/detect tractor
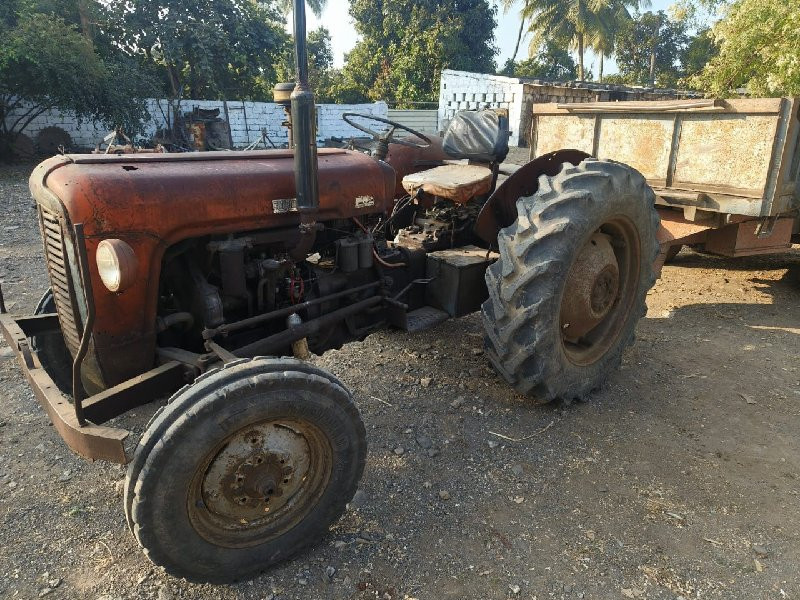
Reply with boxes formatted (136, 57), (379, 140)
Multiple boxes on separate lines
(0, 0), (658, 582)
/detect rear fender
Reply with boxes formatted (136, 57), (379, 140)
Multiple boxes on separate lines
(474, 149), (590, 244)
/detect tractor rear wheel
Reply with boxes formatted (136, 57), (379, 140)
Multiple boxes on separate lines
(125, 358), (366, 582)
(482, 158), (659, 402)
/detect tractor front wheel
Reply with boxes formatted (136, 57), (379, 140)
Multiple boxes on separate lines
(125, 358), (366, 582)
(482, 158), (659, 402)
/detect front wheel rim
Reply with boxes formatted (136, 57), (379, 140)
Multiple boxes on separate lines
(187, 418), (333, 548)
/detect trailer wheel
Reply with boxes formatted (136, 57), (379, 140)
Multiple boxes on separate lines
(125, 358), (366, 582)
(30, 290), (76, 395)
(482, 158), (659, 402)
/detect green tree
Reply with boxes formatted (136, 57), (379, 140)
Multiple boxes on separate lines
(276, 0), (327, 18)
(0, 0), (152, 159)
(614, 10), (689, 87)
(502, 40), (578, 80)
(682, 28), (718, 79)
(340, 0), (497, 106)
(591, 0), (641, 82)
(104, 0), (287, 101)
(276, 26), (339, 102)
(690, 0), (799, 97)
(521, 0), (644, 81)
(501, 0), (530, 66)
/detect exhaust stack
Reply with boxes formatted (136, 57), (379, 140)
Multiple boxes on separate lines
(290, 0), (319, 215)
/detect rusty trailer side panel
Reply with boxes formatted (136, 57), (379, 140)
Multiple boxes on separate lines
(530, 98), (800, 218)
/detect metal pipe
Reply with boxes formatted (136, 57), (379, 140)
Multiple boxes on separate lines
(291, 0), (319, 214)
(72, 224), (95, 426)
(234, 295), (383, 358)
(204, 280), (382, 339)
(156, 311), (194, 333)
(293, 0), (309, 86)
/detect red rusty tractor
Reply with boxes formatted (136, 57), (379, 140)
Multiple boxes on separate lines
(0, 1), (658, 582)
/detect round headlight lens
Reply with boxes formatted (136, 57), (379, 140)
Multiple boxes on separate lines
(96, 239), (137, 293)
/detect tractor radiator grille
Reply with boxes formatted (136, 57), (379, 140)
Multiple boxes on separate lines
(39, 206), (82, 354)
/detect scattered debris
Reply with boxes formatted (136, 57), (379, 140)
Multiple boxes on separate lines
(489, 420), (555, 442)
(739, 393), (757, 405)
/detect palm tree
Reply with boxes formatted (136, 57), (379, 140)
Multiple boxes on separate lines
(277, 0), (327, 18)
(502, 0), (531, 65)
(590, 0), (642, 82)
(521, 0), (646, 81)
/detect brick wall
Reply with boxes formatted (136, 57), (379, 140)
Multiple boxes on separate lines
(5, 98), (388, 150)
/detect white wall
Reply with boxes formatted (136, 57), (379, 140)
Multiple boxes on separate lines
(438, 70), (526, 146)
(5, 98), (388, 150)
(387, 109), (439, 134)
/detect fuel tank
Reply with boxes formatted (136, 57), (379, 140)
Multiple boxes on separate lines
(29, 149), (396, 390)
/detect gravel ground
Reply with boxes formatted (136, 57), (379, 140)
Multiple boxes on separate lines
(1, 158), (799, 600)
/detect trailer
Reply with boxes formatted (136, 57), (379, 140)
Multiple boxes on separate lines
(529, 98), (800, 267)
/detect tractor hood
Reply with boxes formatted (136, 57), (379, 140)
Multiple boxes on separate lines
(30, 148), (395, 238)
(28, 149), (395, 391)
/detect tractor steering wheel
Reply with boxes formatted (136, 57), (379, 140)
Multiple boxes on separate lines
(342, 112), (431, 160)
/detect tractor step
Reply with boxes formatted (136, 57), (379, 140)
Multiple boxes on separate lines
(404, 306), (449, 333)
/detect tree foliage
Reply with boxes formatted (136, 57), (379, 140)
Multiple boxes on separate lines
(104, 0), (288, 101)
(0, 0), (153, 159)
(500, 40), (578, 80)
(689, 0), (799, 97)
(682, 28), (718, 78)
(519, 0), (642, 81)
(276, 26), (340, 103)
(338, 0), (497, 106)
(613, 10), (690, 87)
(276, 0), (327, 18)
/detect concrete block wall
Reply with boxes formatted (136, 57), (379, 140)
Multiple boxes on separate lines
(439, 70), (527, 146)
(5, 98), (388, 150)
(439, 69), (702, 148)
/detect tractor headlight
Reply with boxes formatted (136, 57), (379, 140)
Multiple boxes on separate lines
(96, 239), (137, 293)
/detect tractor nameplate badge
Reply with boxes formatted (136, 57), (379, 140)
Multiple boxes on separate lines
(272, 198), (298, 213)
(355, 195), (375, 208)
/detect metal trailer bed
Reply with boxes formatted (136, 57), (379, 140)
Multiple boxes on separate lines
(529, 98), (800, 259)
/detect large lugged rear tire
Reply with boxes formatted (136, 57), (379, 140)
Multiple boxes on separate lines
(125, 358), (366, 582)
(482, 158), (659, 402)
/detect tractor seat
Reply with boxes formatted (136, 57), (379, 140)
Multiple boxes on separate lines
(400, 108), (509, 204)
(401, 164), (493, 204)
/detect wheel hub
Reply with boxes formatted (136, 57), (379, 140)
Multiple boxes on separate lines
(560, 233), (620, 341)
(221, 449), (295, 511)
(190, 420), (330, 546)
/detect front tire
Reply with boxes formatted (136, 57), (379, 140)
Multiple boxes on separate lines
(125, 358), (366, 582)
(482, 158), (659, 402)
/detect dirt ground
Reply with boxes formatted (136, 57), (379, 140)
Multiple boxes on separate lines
(0, 158), (799, 600)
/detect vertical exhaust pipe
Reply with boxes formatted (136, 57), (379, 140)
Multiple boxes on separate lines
(291, 0), (319, 216)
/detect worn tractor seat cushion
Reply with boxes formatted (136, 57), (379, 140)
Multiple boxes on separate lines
(401, 164), (493, 204)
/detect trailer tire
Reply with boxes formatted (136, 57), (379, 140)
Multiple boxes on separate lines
(482, 158), (659, 402)
(125, 358), (365, 582)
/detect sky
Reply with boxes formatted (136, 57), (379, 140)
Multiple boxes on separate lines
(301, 0), (680, 78)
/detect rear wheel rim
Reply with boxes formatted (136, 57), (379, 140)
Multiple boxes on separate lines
(187, 418), (332, 548)
(559, 216), (641, 367)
